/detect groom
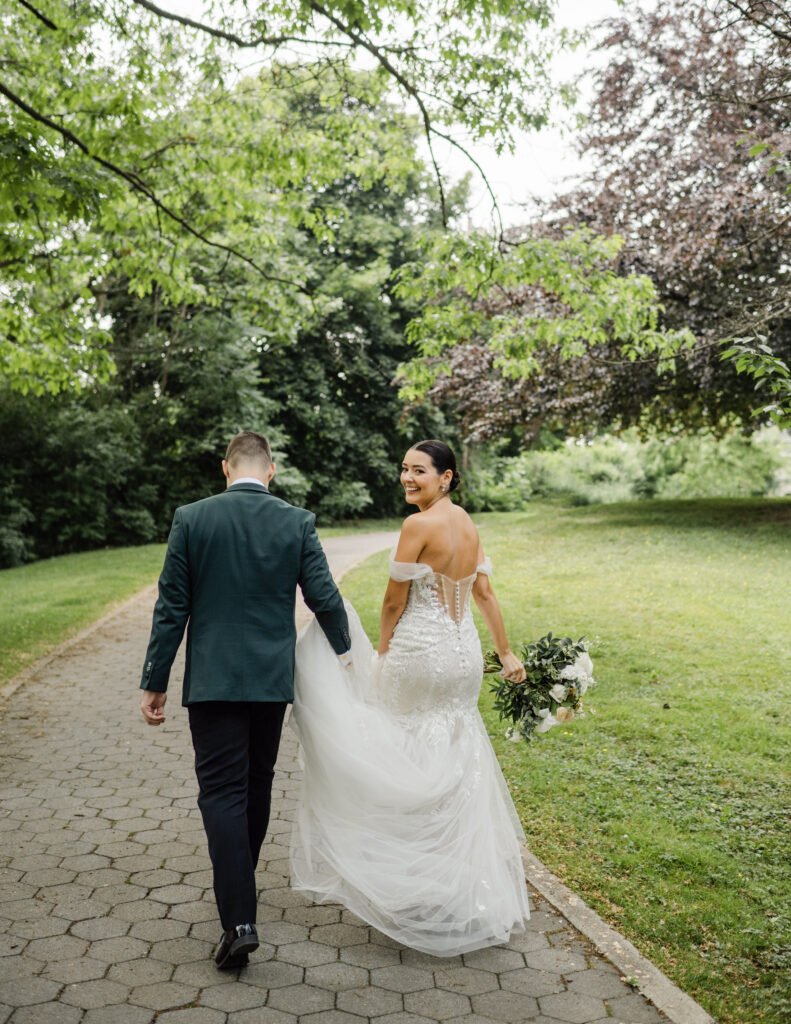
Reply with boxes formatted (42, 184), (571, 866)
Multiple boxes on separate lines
(139, 431), (351, 968)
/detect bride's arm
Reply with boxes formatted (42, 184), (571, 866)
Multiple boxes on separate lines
(472, 551), (526, 683)
(378, 516), (424, 655)
(378, 580), (410, 654)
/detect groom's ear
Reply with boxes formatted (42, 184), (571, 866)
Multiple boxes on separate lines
(221, 459), (231, 485)
(267, 462), (276, 484)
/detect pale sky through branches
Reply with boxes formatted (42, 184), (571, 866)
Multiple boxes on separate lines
(455, 0), (622, 228)
(162, 0), (622, 228)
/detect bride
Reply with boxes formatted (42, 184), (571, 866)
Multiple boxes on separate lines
(290, 439), (531, 956)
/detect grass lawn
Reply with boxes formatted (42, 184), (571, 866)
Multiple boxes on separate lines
(339, 498), (791, 1024)
(0, 545), (167, 687)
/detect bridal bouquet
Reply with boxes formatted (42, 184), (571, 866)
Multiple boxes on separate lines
(484, 633), (595, 743)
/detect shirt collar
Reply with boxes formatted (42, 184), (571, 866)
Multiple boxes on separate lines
(230, 477), (268, 489)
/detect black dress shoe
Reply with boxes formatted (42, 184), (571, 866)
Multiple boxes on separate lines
(215, 923), (259, 969)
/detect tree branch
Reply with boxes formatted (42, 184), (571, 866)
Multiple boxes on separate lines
(136, 135), (198, 169)
(17, 0), (58, 31)
(0, 79), (312, 295)
(720, 0), (791, 44)
(0, 249), (60, 270)
(132, 0), (503, 233)
(308, 1), (449, 227)
(128, 0), (351, 50)
(431, 127), (504, 238)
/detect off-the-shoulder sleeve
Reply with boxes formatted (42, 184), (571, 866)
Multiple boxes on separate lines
(476, 557), (493, 576)
(389, 559), (433, 582)
(388, 542), (432, 583)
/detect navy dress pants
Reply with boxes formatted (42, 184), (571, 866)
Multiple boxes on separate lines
(188, 701), (288, 930)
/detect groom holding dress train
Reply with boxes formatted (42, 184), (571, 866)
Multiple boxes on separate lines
(139, 431), (351, 969)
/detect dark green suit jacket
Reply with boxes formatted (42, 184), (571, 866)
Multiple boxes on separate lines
(140, 482), (350, 705)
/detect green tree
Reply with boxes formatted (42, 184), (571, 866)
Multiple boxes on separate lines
(0, 385), (156, 564)
(394, 228), (696, 401)
(262, 152), (462, 518)
(0, 71), (459, 564)
(0, 0), (563, 391)
(106, 289), (309, 526)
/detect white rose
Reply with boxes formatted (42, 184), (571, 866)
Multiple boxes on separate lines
(549, 683), (568, 702)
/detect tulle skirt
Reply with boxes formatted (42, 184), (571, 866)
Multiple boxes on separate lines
(289, 602), (530, 956)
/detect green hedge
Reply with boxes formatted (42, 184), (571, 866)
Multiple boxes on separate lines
(463, 428), (787, 511)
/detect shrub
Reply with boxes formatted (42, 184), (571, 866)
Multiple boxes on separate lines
(0, 487), (33, 568)
(461, 456), (534, 512)
(314, 481), (373, 522)
(462, 428), (787, 511)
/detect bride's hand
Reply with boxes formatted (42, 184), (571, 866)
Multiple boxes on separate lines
(499, 651), (526, 684)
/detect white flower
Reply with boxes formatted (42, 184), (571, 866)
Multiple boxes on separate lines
(505, 726), (522, 743)
(561, 651), (595, 695)
(535, 711), (558, 733)
(549, 682), (568, 702)
(577, 651), (594, 676)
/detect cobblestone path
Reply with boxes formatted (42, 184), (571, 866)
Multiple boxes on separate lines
(0, 533), (681, 1024)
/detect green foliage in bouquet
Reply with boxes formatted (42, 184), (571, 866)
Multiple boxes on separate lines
(485, 633), (595, 743)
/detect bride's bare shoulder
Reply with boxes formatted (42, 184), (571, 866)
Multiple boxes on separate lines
(400, 511), (428, 536)
(393, 510), (430, 561)
(451, 503), (475, 524)
(450, 503), (478, 532)
(422, 504), (479, 550)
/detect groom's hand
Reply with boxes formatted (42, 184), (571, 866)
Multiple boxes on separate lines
(140, 690), (167, 726)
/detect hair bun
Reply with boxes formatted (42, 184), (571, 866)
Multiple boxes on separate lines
(449, 470), (461, 493)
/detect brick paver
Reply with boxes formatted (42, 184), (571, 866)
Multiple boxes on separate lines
(0, 533), (673, 1023)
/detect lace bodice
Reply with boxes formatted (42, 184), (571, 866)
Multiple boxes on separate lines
(372, 550), (493, 719)
(389, 550), (492, 625)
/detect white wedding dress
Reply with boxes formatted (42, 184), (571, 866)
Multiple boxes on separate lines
(289, 552), (530, 956)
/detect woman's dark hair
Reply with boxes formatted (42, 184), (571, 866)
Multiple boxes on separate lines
(411, 439), (461, 492)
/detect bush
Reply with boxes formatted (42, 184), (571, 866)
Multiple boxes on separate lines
(642, 431), (784, 499)
(0, 486), (33, 567)
(314, 481), (373, 522)
(463, 428), (787, 511)
(461, 456), (534, 512)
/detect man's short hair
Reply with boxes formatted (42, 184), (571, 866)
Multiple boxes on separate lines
(225, 431), (272, 468)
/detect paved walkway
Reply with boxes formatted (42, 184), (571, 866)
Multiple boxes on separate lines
(0, 533), (705, 1024)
